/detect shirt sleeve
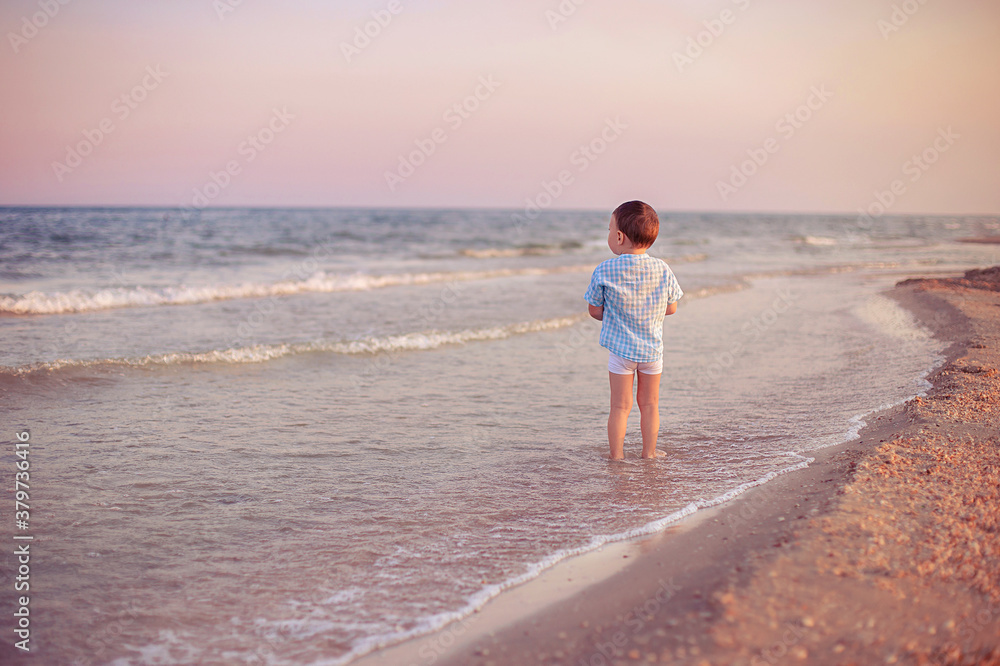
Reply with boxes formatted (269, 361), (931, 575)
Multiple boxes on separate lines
(584, 267), (604, 307)
(664, 265), (683, 303)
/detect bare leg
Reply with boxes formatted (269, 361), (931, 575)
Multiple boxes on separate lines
(636, 371), (662, 459)
(608, 371), (633, 460)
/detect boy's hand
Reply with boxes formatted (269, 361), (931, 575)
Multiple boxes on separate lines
(588, 304), (604, 321)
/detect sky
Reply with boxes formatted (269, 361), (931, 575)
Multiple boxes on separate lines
(1, 0), (998, 214)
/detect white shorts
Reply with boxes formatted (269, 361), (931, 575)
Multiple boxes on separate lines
(608, 351), (662, 376)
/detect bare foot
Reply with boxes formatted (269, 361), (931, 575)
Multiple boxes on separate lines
(641, 449), (668, 459)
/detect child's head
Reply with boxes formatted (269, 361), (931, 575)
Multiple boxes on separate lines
(611, 201), (659, 250)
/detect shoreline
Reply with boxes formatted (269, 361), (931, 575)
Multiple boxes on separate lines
(351, 456), (819, 666)
(355, 267), (1000, 666)
(357, 422), (906, 666)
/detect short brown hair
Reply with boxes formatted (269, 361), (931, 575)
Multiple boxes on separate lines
(613, 201), (659, 248)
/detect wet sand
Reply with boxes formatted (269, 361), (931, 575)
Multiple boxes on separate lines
(364, 267), (1000, 666)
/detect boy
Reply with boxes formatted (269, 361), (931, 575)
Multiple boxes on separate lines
(584, 201), (683, 460)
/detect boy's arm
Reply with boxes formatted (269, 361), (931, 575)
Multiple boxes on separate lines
(662, 263), (682, 317)
(584, 268), (605, 320)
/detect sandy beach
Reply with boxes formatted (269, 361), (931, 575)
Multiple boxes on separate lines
(362, 267), (1000, 666)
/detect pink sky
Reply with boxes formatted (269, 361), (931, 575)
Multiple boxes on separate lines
(1, 0), (998, 214)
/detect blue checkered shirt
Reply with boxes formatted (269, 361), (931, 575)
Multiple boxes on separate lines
(584, 253), (683, 363)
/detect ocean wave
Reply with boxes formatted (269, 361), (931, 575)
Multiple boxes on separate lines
(673, 252), (710, 263)
(737, 262), (905, 281)
(1, 254), (712, 316)
(2, 315), (586, 375)
(792, 235), (838, 246)
(683, 281), (751, 300)
(459, 242), (582, 258)
(456, 248), (710, 264)
(852, 294), (933, 341)
(0, 266), (595, 316)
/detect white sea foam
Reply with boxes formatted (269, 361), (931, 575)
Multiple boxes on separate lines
(852, 294), (932, 341)
(459, 244), (581, 258)
(0, 266), (595, 315)
(4, 315), (586, 375)
(795, 235), (838, 246)
(683, 281), (751, 300)
(324, 456), (817, 666)
(801, 354), (943, 454)
(0, 254), (713, 316)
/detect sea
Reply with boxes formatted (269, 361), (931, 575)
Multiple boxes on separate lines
(1, 207), (998, 665)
